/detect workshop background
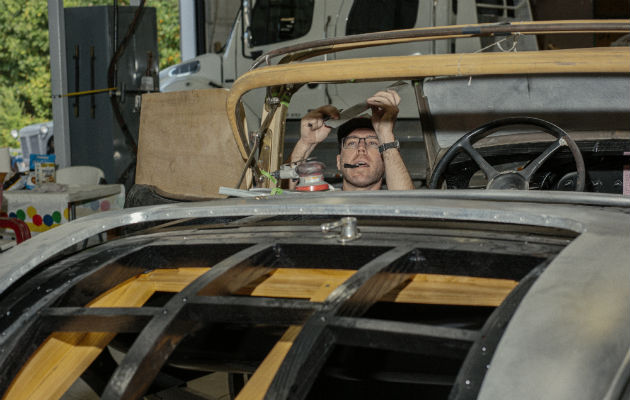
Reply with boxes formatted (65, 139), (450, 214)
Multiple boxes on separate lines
(1, 0), (628, 150)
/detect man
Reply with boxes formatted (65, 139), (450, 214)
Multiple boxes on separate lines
(289, 90), (414, 191)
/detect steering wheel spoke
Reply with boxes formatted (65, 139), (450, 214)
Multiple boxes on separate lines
(518, 138), (565, 181)
(461, 141), (500, 181)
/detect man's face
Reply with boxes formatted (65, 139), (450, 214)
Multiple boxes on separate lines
(336, 128), (384, 190)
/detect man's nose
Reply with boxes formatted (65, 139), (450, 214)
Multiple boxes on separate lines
(356, 138), (368, 152)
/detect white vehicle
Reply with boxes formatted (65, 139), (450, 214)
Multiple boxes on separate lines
(160, 0), (537, 124)
(16, 121), (54, 164)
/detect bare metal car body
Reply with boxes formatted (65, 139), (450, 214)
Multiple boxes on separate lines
(0, 20), (629, 400)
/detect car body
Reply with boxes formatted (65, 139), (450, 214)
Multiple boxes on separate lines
(0, 20), (629, 400)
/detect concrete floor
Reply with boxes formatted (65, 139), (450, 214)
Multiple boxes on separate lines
(61, 372), (231, 400)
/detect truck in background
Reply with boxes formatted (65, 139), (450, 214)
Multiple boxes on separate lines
(160, 0), (536, 123)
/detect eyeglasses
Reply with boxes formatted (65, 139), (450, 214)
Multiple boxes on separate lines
(342, 135), (380, 150)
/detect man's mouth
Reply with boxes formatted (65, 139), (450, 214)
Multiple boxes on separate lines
(344, 161), (369, 168)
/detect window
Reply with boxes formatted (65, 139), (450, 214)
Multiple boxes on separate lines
(346, 0), (419, 35)
(250, 0), (315, 46)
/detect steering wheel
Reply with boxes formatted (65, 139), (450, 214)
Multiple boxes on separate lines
(429, 117), (585, 191)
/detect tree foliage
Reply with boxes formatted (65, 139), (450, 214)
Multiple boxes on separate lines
(154, 1), (181, 69)
(0, 88), (30, 148)
(0, 0), (180, 148)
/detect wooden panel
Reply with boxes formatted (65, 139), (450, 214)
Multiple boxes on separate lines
(136, 89), (246, 199)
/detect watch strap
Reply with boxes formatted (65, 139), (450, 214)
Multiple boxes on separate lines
(379, 140), (400, 153)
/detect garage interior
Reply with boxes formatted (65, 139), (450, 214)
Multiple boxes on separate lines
(0, 1), (628, 399)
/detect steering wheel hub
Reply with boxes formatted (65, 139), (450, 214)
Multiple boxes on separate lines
(487, 171), (529, 190)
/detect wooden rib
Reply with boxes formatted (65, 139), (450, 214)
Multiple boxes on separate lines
(227, 46), (630, 158)
(4, 278), (156, 400)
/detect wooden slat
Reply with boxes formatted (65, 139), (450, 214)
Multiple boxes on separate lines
(387, 273), (517, 306)
(136, 267), (207, 291)
(235, 325), (303, 400)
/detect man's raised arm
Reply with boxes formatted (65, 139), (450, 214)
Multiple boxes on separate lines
(368, 90), (414, 190)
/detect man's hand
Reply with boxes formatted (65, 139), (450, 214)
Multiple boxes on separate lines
(299, 105), (340, 145)
(289, 105), (340, 170)
(367, 90), (400, 142)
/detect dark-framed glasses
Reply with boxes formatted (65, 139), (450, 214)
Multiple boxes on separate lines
(342, 135), (380, 150)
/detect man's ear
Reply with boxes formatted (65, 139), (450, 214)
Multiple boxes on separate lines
(336, 154), (342, 171)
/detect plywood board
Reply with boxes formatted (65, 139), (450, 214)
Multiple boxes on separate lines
(136, 89), (246, 199)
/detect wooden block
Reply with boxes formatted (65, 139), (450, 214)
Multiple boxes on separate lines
(136, 89), (246, 199)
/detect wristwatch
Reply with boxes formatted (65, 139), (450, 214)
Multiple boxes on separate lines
(379, 140), (400, 153)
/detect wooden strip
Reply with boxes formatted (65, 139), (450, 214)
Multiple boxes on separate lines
(241, 268), (350, 300)
(4, 278), (156, 400)
(137, 267), (207, 292)
(235, 325), (303, 400)
(387, 273), (517, 306)
(227, 47), (629, 158)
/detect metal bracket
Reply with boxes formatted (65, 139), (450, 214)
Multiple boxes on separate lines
(321, 217), (361, 243)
